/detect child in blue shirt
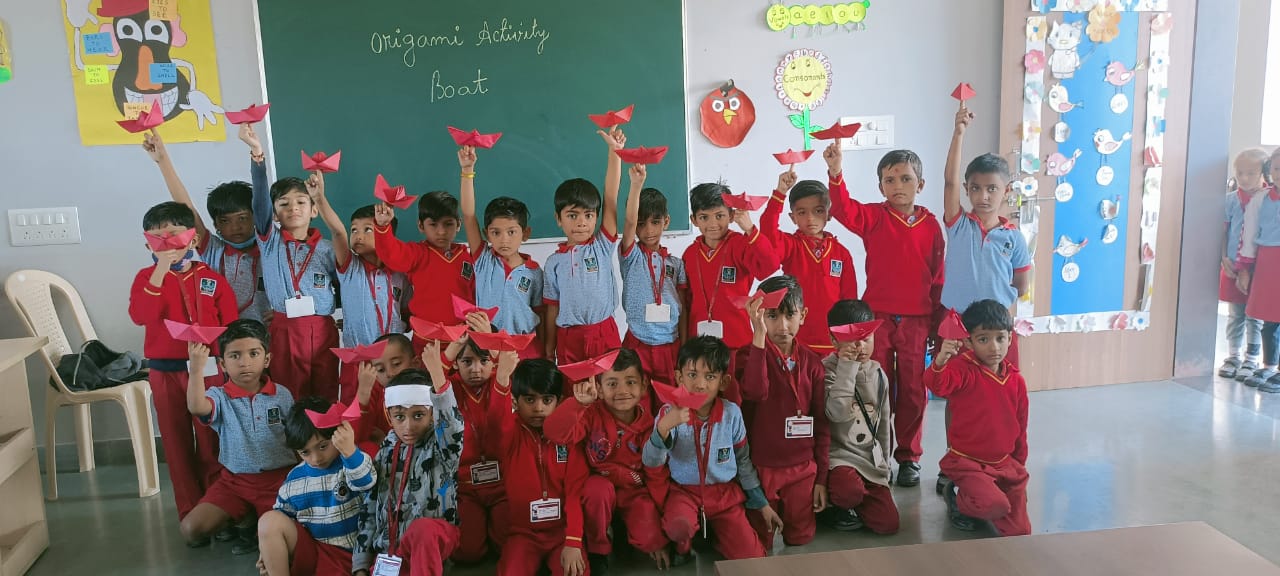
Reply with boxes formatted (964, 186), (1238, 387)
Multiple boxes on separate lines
(257, 397), (377, 576)
(619, 163), (687, 382)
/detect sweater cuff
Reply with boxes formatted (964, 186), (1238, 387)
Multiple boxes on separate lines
(815, 466), (829, 486)
(745, 227), (761, 244)
(770, 189), (787, 203)
(828, 172), (844, 186)
(564, 536), (584, 550)
(143, 285), (163, 296)
(744, 486), (768, 509)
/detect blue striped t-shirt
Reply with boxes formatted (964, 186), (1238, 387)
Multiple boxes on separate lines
(275, 450), (377, 549)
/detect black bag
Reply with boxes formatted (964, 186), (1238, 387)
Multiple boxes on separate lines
(52, 340), (145, 391)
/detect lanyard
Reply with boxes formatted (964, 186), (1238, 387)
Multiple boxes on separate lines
(386, 442), (415, 555)
(284, 234), (318, 298)
(692, 416), (712, 535)
(695, 244), (724, 321)
(175, 270), (202, 325)
(531, 428), (551, 499)
(644, 247), (668, 306)
(854, 389), (877, 439)
(768, 341), (805, 416)
(225, 248), (260, 314)
(365, 263), (394, 335)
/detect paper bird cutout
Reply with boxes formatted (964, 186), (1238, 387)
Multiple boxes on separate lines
(117, 100), (165, 133)
(330, 341), (389, 364)
(451, 294), (498, 323)
(651, 380), (710, 410)
(614, 146), (669, 165)
(772, 149), (815, 166)
(301, 150), (342, 173)
(225, 103), (270, 125)
(809, 121), (861, 141)
(467, 330), (536, 352)
(304, 401), (363, 429)
(144, 228), (197, 252)
(559, 349), (623, 383)
(951, 82), (977, 102)
(731, 288), (788, 310)
(721, 192), (770, 211)
(447, 126), (503, 149)
(373, 174), (417, 209)
(938, 309), (970, 340)
(830, 319), (884, 342)
(409, 318), (469, 342)
(163, 319), (227, 346)
(588, 104), (635, 129)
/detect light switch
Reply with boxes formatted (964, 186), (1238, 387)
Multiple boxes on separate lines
(8, 207), (82, 247)
(839, 115), (895, 151)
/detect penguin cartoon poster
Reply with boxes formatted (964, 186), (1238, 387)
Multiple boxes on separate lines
(62, 0), (225, 146)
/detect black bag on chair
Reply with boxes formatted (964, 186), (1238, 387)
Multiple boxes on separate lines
(52, 340), (146, 391)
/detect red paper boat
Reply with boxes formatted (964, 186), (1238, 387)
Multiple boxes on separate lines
(614, 146), (669, 165)
(447, 126), (503, 149)
(301, 150), (342, 173)
(830, 319), (884, 343)
(409, 318), (469, 342)
(144, 228), (197, 252)
(117, 100), (165, 133)
(951, 82), (977, 102)
(938, 309), (970, 340)
(467, 330), (535, 352)
(164, 319), (226, 346)
(330, 341), (389, 364)
(730, 288), (788, 310)
(559, 349), (623, 382)
(225, 103), (270, 125)
(721, 192), (769, 211)
(305, 401), (363, 428)
(809, 121), (862, 141)
(651, 380), (710, 410)
(588, 104), (635, 129)
(451, 294), (498, 323)
(374, 174), (417, 209)
(772, 149), (815, 165)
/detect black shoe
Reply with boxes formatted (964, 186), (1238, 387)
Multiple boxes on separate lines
(672, 550), (695, 567)
(943, 480), (978, 531)
(213, 525), (237, 543)
(588, 553), (610, 576)
(185, 537), (211, 549)
(230, 522), (258, 556)
(896, 461), (921, 487)
(935, 472), (950, 496)
(832, 508), (864, 532)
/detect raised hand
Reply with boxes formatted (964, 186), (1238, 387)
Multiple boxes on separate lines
(776, 169), (798, 194)
(573, 378), (599, 406)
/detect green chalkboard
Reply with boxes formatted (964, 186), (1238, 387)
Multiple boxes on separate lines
(256, 0), (690, 242)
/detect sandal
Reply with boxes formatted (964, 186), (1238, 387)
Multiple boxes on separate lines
(1236, 359), (1260, 382)
(1260, 373), (1280, 394)
(1218, 357), (1241, 378)
(1244, 367), (1277, 388)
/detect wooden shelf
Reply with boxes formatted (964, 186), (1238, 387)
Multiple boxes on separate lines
(0, 429), (34, 486)
(0, 337), (49, 575)
(0, 519), (48, 576)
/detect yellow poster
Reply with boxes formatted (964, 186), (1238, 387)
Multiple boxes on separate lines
(62, 0), (225, 146)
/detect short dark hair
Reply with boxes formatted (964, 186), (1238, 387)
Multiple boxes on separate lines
(484, 196), (530, 229)
(269, 177), (309, 204)
(876, 149), (924, 181)
(789, 180), (830, 210)
(387, 368), (432, 388)
(608, 348), (643, 374)
(142, 201), (196, 231)
(689, 182), (729, 214)
(352, 204), (397, 233)
(374, 332), (413, 356)
(456, 336), (491, 365)
(638, 188), (670, 222)
(285, 396), (336, 451)
(418, 191), (460, 224)
(961, 299), (1014, 334)
(827, 299), (874, 327)
(207, 182), (253, 219)
(554, 178), (601, 214)
(511, 359), (564, 398)
(217, 319), (270, 356)
(758, 275), (803, 315)
(677, 336), (730, 375)
(964, 153), (1011, 183)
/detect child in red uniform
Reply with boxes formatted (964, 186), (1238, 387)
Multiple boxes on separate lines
(926, 300), (1030, 536)
(128, 202), (238, 528)
(681, 184), (781, 351)
(545, 348), (669, 574)
(499, 359), (589, 576)
(824, 142), (945, 488)
(352, 333), (419, 457)
(736, 276), (830, 551)
(760, 170), (858, 355)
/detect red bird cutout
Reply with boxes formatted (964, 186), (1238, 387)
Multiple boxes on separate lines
(225, 103), (270, 125)
(560, 349), (623, 382)
(650, 380), (710, 411)
(951, 82), (977, 102)
(301, 150), (342, 173)
(830, 319), (884, 342)
(721, 192), (770, 211)
(305, 401), (363, 429)
(374, 174), (417, 209)
(330, 341), (389, 364)
(451, 294), (498, 323)
(467, 330), (535, 352)
(809, 121), (862, 141)
(614, 146), (669, 165)
(117, 100), (165, 133)
(163, 319), (227, 346)
(772, 149), (815, 166)
(447, 126), (503, 149)
(409, 318), (469, 342)
(938, 309), (970, 340)
(588, 104), (635, 129)
(144, 228), (197, 252)
(731, 288), (788, 310)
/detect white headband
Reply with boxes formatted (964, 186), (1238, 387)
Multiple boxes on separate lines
(384, 385), (434, 408)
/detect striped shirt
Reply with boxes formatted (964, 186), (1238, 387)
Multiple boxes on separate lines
(274, 450), (377, 549)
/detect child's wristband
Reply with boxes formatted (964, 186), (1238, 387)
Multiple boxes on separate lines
(461, 171), (476, 179)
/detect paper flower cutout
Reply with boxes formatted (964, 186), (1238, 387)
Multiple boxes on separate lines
(1015, 177), (1039, 197)
(1151, 13), (1173, 35)
(1141, 242), (1155, 264)
(1020, 121), (1042, 141)
(1110, 312), (1129, 331)
(1026, 17), (1047, 42)
(1133, 314), (1150, 331)
(1024, 50), (1046, 74)
(1014, 318), (1035, 337)
(1087, 4), (1121, 43)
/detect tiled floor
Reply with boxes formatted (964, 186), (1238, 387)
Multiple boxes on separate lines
(26, 376), (1280, 575)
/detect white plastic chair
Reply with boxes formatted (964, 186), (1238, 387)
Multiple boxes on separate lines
(4, 270), (160, 500)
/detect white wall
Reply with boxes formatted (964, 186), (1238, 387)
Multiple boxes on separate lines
(0, 0), (1000, 446)
(1231, 0), (1272, 158)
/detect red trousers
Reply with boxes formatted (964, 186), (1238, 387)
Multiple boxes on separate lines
(748, 461), (817, 549)
(269, 312), (340, 401)
(200, 468), (289, 519)
(149, 370), (222, 519)
(623, 332), (679, 383)
(872, 313), (929, 463)
(453, 481), (509, 563)
(556, 317), (622, 365)
(290, 519), (352, 576)
(397, 518), (461, 576)
(939, 450), (1031, 536)
(582, 475), (666, 555)
(498, 529), (588, 576)
(662, 483), (764, 560)
(826, 466), (900, 534)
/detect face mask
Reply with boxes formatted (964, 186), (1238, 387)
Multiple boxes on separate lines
(227, 236), (256, 250)
(152, 249), (196, 271)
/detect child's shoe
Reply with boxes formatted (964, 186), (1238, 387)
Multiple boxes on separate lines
(230, 522), (258, 555)
(213, 524), (237, 543)
(943, 480), (978, 531)
(1236, 360), (1261, 382)
(1244, 367), (1277, 388)
(1218, 357), (1241, 378)
(588, 553), (610, 576)
(672, 550), (696, 567)
(935, 472), (950, 496)
(895, 461), (921, 487)
(1259, 373), (1280, 394)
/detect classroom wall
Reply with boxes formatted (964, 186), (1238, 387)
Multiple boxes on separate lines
(0, 0), (1001, 447)
(1230, 0), (1272, 158)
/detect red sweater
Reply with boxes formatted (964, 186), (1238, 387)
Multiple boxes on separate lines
(827, 173), (945, 318)
(455, 374), (512, 483)
(373, 225), (475, 326)
(353, 383), (391, 446)
(734, 342), (830, 484)
(760, 190), (859, 352)
(924, 351), (1028, 464)
(681, 229), (780, 348)
(128, 263), (239, 361)
(544, 398), (663, 490)
(502, 418), (589, 549)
